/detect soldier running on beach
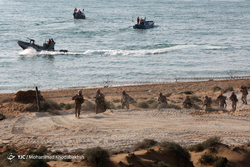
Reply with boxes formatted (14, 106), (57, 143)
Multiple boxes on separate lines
(240, 86), (248, 104)
(230, 91), (238, 111)
(183, 96), (193, 109)
(157, 92), (168, 109)
(72, 90), (84, 118)
(202, 95), (212, 109)
(217, 94), (227, 109)
(121, 91), (130, 109)
(94, 89), (106, 114)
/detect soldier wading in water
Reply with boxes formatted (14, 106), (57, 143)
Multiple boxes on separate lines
(72, 90), (84, 118)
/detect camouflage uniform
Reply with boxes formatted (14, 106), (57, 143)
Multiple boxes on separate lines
(157, 93), (167, 109)
(203, 96), (212, 109)
(72, 90), (84, 118)
(95, 90), (106, 114)
(217, 94), (227, 109)
(183, 96), (193, 109)
(240, 86), (248, 104)
(121, 91), (130, 109)
(230, 92), (238, 111)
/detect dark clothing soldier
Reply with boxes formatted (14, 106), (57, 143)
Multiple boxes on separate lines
(121, 91), (130, 109)
(95, 89), (106, 114)
(158, 93), (167, 103)
(72, 90), (84, 118)
(203, 95), (212, 109)
(157, 93), (168, 109)
(240, 86), (248, 104)
(183, 96), (193, 109)
(230, 92), (238, 111)
(217, 94), (227, 109)
(137, 16), (139, 24)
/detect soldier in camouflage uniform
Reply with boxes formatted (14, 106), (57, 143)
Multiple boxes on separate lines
(240, 86), (248, 104)
(157, 93), (167, 109)
(72, 90), (84, 118)
(183, 96), (193, 109)
(121, 91), (130, 109)
(230, 91), (238, 111)
(217, 94), (227, 109)
(95, 89), (106, 114)
(202, 95), (212, 109)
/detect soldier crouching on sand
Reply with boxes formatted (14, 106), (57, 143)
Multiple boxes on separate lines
(94, 89), (106, 114)
(183, 96), (193, 109)
(202, 95), (212, 109)
(157, 92), (167, 109)
(217, 94), (227, 109)
(230, 91), (238, 111)
(240, 86), (248, 104)
(72, 90), (84, 118)
(121, 91), (130, 109)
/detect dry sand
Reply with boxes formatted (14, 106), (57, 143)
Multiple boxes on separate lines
(1, 79), (250, 166)
(1, 107), (250, 153)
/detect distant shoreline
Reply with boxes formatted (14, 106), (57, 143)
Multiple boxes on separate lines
(1, 76), (250, 95)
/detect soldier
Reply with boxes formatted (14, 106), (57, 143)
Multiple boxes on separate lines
(72, 90), (84, 118)
(240, 86), (248, 104)
(157, 92), (167, 109)
(183, 96), (193, 109)
(230, 92), (238, 111)
(217, 94), (227, 109)
(202, 95), (212, 109)
(121, 91), (130, 109)
(94, 89), (106, 114)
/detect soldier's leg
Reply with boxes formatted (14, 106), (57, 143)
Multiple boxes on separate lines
(219, 103), (223, 109)
(101, 102), (107, 112)
(126, 102), (129, 109)
(95, 103), (98, 114)
(232, 102), (236, 111)
(121, 103), (125, 109)
(241, 95), (245, 104)
(75, 104), (77, 117)
(78, 105), (81, 118)
(243, 95), (247, 104)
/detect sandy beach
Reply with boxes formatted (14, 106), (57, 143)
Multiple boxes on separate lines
(1, 79), (250, 166)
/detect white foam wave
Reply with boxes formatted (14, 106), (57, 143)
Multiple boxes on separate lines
(83, 44), (225, 56)
(18, 47), (38, 57)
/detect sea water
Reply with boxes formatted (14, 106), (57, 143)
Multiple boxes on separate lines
(0, 0), (250, 93)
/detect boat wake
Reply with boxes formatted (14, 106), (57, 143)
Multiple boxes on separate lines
(18, 44), (225, 57)
(83, 44), (225, 56)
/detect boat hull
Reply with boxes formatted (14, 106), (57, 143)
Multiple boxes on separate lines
(73, 13), (85, 19)
(133, 21), (154, 29)
(17, 40), (68, 53)
(17, 41), (43, 51)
